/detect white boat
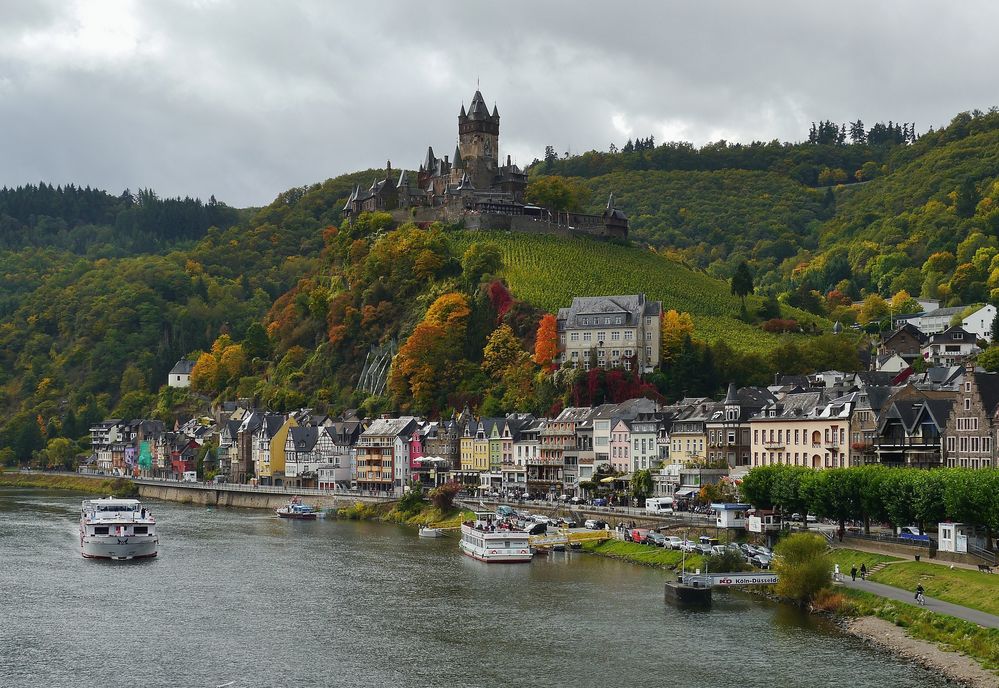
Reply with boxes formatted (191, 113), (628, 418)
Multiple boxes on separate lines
(276, 496), (319, 520)
(459, 511), (533, 563)
(80, 497), (158, 560)
(419, 526), (443, 538)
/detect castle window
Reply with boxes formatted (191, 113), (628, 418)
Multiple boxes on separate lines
(611, 331), (621, 341)
(581, 317), (588, 325)
(583, 332), (591, 341)
(570, 332), (579, 342)
(625, 331), (633, 339)
(605, 318), (611, 325)
(615, 317), (622, 324)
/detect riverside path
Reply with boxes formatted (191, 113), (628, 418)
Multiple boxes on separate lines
(837, 576), (999, 629)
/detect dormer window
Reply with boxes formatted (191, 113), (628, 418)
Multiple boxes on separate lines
(954, 332), (963, 340)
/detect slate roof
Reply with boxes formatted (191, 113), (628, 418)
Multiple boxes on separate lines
(974, 372), (999, 416)
(169, 359), (196, 375)
(288, 426), (320, 452)
(557, 294), (661, 328)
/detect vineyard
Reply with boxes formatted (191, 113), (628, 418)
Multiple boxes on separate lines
(450, 231), (825, 354)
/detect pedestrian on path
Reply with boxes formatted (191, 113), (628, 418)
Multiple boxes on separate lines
(860, 563), (867, 580)
(834, 563), (841, 582)
(851, 565), (858, 581)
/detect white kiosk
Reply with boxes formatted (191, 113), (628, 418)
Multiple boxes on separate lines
(712, 503), (751, 529)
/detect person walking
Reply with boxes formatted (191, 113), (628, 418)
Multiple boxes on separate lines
(834, 563), (841, 582)
(860, 563), (867, 580)
(850, 565), (858, 581)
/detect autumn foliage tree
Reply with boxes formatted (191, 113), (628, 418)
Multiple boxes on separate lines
(390, 293), (472, 412)
(483, 324), (525, 379)
(660, 309), (695, 363)
(533, 314), (558, 370)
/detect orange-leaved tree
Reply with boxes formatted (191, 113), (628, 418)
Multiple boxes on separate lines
(533, 313), (558, 370)
(390, 293), (471, 412)
(660, 309), (695, 364)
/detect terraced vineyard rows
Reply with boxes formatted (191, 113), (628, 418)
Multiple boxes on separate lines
(451, 231), (820, 354)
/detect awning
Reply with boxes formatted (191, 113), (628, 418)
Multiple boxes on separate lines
(600, 476), (617, 483)
(674, 488), (698, 497)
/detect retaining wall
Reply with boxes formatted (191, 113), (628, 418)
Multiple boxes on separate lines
(136, 482), (395, 511)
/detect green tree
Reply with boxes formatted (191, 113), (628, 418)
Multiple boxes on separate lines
(630, 469), (654, 504)
(955, 178), (979, 218)
(525, 176), (589, 213)
(482, 324), (525, 379)
(978, 347), (999, 372)
(461, 242), (502, 287)
(773, 532), (832, 605)
(809, 469), (861, 539)
(731, 261), (754, 308)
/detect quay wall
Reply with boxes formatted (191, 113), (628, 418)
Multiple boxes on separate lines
(136, 481), (396, 511)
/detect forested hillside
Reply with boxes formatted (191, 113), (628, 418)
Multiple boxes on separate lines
(535, 108), (999, 324)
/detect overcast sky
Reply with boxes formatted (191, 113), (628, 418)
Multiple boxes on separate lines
(1, 1), (996, 208)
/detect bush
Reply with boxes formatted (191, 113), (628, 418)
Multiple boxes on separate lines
(761, 318), (800, 333)
(428, 481), (461, 511)
(774, 532), (832, 605)
(703, 548), (749, 573)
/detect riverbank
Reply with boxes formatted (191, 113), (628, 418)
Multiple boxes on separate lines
(843, 615), (998, 688)
(582, 539), (704, 572)
(0, 471), (136, 497)
(333, 499), (472, 529)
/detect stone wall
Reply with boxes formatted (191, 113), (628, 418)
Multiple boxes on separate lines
(137, 481), (393, 511)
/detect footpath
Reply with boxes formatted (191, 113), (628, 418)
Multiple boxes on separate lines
(836, 575), (999, 629)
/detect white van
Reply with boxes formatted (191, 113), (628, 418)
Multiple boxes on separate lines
(181, 471), (198, 483)
(645, 497), (674, 515)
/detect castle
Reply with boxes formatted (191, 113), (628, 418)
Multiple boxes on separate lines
(342, 89), (628, 240)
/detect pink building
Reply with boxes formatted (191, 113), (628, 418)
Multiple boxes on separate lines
(408, 429), (425, 470)
(610, 419), (631, 474)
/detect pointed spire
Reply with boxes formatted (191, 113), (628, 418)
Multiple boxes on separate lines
(460, 103), (466, 118)
(397, 169), (408, 187)
(606, 192), (615, 209)
(453, 144), (463, 168)
(423, 145), (436, 171)
(492, 103), (499, 119)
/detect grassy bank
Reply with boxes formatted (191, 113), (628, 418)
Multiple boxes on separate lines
(333, 499), (472, 529)
(582, 539), (704, 571)
(834, 589), (999, 673)
(868, 562), (999, 617)
(0, 471), (137, 497)
(826, 549), (900, 571)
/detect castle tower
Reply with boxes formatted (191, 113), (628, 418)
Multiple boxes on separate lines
(458, 90), (500, 190)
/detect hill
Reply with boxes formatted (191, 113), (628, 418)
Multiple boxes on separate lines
(449, 230), (825, 353)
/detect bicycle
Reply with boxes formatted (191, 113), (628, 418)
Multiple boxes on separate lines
(915, 592), (926, 606)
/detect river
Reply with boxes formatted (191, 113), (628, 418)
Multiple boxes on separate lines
(0, 489), (948, 688)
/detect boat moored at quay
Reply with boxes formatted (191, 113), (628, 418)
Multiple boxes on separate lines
(80, 497), (158, 560)
(459, 511), (533, 563)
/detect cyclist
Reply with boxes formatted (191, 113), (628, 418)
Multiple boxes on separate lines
(915, 584), (926, 605)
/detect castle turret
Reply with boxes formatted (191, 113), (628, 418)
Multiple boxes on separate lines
(458, 89), (500, 190)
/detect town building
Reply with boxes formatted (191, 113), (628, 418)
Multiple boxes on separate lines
(556, 294), (662, 373)
(749, 392), (852, 469)
(355, 417), (419, 495)
(922, 326), (981, 366)
(943, 363), (999, 469)
(874, 387), (954, 468)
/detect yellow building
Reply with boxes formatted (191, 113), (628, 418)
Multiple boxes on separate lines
(749, 393), (851, 469)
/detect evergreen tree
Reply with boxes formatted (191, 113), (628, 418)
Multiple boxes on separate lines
(955, 178), (979, 218)
(731, 261), (754, 307)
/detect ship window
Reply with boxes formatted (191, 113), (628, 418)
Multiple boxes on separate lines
(134, 526), (148, 535)
(94, 526), (109, 535)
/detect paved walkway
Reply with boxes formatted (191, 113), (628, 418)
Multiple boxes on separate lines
(830, 540), (986, 572)
(836, 576), (999, 629)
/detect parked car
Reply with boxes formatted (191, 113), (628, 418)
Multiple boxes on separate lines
(592, 498), (608, 507)
(560, 517), (579, 528)
(584, 519), (607, 530)
(525, 522), (547, 535)
(752, 554), (772, 569)
(696, 543), (714, 555)
(711, 545), (729, 556)
(680, 540), (698, 553)
(664, 536), (684, 550)
(629, 528), (651, 544)
(646, 532), (668, 547)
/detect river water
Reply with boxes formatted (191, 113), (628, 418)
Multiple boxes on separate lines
(0, 489), (947, 688)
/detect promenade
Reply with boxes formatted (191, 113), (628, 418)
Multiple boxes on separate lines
(837, 574), (999, 629)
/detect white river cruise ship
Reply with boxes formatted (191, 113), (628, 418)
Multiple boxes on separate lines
(459, 511), (533, 563)
(80, 497), (158, 560)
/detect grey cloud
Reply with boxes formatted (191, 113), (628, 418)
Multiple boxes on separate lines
(0, 0), (996, 207)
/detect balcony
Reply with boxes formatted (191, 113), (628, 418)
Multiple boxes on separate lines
(762, 441), (784, 450)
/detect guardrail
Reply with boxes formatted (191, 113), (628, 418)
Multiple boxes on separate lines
(968, 543), (998, 566)
(843, 531), (931, 548)
(132, 478), (396, 501)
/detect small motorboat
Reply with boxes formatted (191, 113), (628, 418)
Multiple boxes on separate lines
(276, 496), (318, 520)
(419, 526), (443, 538)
